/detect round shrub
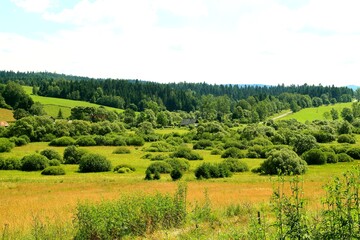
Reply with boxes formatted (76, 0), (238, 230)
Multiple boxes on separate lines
(210, 148), (222, 155)
(221, 147), (245, 159)
(0, 157), (22, 170)
(259, 149), (307, 175)
(75, 136), (97, 146)
(117, 167), (132, 174)
(346, 147), (360, 159)
(40, 149), (62, 162)
(194, 162), (232, 179)
(170, 168), (183, 181)
(302, 149), (327, 165)
(325, 152), (338, 164)
(222, 158), (249, 172)
(49, 137), (75, 146)
(146, 161), (172, 174)
(112, 147), (131, 154)
(337, 134), (356, 144)
(19, 135), (30, 143)
(79, 153), (112, 173)
(170, 146), (203, 160)
(40, 133), (56, 142)
(114, 164), (136, 172)
(165, 158), (190, 172)
(337, 153), (354, 162)
(0, 138), (15, 152)
(49, 160), (61, 166)
(312, 131), (336, 143)
(125, 136), (145, 146)
(21, 154), (49, 171)
(193, 140), (213, 150)
(41, 166), (66, 175)
(63, 145), (87, 164)
(9, 137), (27, 146)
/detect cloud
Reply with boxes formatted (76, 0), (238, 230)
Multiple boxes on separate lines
(2, 0), (360, 86)
(11, 0), (54, 13)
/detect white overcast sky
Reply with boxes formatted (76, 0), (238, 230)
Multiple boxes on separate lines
(1, 0), (360, 86)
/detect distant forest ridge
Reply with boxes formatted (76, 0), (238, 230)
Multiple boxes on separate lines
(0, 71), (354, 113)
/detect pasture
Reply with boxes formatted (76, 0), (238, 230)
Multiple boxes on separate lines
(1, 138), (359, 238)
(0, 108), (14, 122)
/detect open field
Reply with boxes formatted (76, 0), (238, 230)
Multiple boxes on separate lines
(1, 140), (359, 237)
(280, 102), (352, 122)
(0, 108), (15, 122)
(22, 86), (124, 118)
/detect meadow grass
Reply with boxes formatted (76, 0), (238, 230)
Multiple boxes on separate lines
(281, 102), (352, 122)
(0, 108), (15, 122)
(22, 86), (124, 118)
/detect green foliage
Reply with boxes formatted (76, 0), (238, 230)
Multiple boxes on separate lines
(170, 146), (203, 160)
(21, 154), (49, 171)
(325, 152), (338, 164)
(146, 161), (172, 174)
(125, 136), (145, 146)
(0, 157), (22, 170)
(222, 158), (249, 172)
(74, 184), (187, 239)
(79, 153), (112, 173)
(49, 137), (75, 146)
(146, 141), (175, 152)
(165, 158), (190, 172)
(63, 145), (87, 164)
(194, 162), (232, 179)
(337, 153), (354, 162)
(113, 164), (136, 172)
(48, 159), (61, 166)
(346, 147), (360, 159)
(292, 134), (318, 155)
(302, 149), (327, 165)
(41, 166), (66, 175)
(337, 134), (356, 144)
(40, 149), (62, 162)
(312, 131), (336, 143)
(0, 138), (15, 152)
(9, 136), (28, 146)
(170, 168), (183, 181)
(193, 140), (213, 150)
(75, 136), (97, 146)
(210, 148), (222, 155)
(258, 149), (307, 175)
(221, 147), (245, 159)
(112, 146), (131, 154)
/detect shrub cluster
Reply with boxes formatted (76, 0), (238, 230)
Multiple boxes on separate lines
(63, 145), (87, 164)
(346, 147), (360, 159)
(221, 147), (245, 159)
(41, 166), (66, 175)
(337, 134), (356, 144)
(146, 141), (175, 152)
(49, 136), (75, 146)
(21, 154), (49, 171)
(0, 138), (15, 152)
(40, 149), (63, 162)
(222, 158), (249, 172)
(79, 153), (112, 173)
(194, 162), (232, 179)
(0, 157), (22, 170)
(193, 140), (213, 150)
(170, 146), (203, 160)
(302, 149), (327, 165)
(114, 164), (136, 173)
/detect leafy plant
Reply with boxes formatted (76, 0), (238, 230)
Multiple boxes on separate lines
(21, 154), (49, 171)
(79, 153), (112, 173)
(41, 166), (66, 175)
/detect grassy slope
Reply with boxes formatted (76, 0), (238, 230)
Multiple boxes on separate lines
(23, 86), (124, 118)
(280, 102), (352, 122)
(0, 108), (15, 122)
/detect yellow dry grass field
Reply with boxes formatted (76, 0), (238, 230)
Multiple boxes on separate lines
(0, 108), (15, 122)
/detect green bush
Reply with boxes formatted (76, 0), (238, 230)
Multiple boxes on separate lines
(312, 131), (336, 143)
(49, 159), (61, 166)
(117, 167), (132, 173)
(165, 136), (184, 146)
(112, 146), (131, 154)
(346, 147), (360, 159)
(165, 158), (190, 172)
(41, 166), (66, 175)
(114, 164), (136, 172)
(302, 149), (327, 165)
(63, 145), (87, 164)
(125, 136), (145, 146)
(223, 140), (246, 150)
(21, 154), (49, 171)
(0, 138), (15, 152)
(40, 149), (62, 162)
(74, 185), (187, 239)
(40, 133), (56, 142)
(170, 146), (203, 160)
(150, 154), (167, 161)
(337, 153), (354, 162)
(146, 141), (175, 152)
(49, 136), (75, 146)
(325, 152), (338, 164)
(337, 134), (356, 144)
(258, 149), (307, 175)
(222, 158), (249, 172)
(221, 147), (245, 159)
(146, 161), (172, 174)
(193, 140), (213, 150)
(75, 136), (97, 146)
(194, 162), (232, 179)
(210, 148), (222, 155)
(0, 157), (22, 170)
(79, 153), (112, 173)
(9, 136), (27, 146)
(170, 168), (183, 181)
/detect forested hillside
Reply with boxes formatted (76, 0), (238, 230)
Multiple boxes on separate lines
(0, 71), (354, 124)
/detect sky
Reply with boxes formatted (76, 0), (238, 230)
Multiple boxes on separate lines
(1, 0), (360, 86)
